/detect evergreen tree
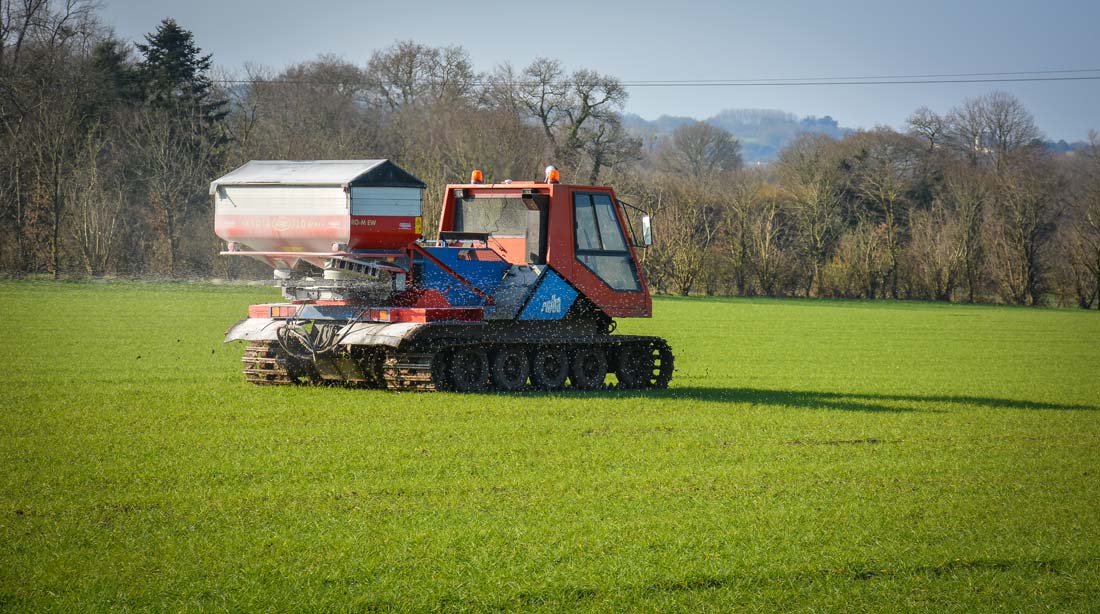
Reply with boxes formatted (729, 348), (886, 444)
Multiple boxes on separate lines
(136, 18), (228, 144)
(90, 37), (142, 109)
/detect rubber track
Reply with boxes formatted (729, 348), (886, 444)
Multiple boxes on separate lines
(242, 341), (296, 385)
(243, 337), (674, 392)
(381, 352), (437, 392)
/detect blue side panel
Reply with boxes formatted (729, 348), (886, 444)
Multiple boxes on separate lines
(420, 247), (510, 306)
(518, 269), (579, 321)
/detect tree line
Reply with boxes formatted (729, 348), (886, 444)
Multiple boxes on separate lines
(633, 97), (1100, 308)
(2, 1), (1098, 308)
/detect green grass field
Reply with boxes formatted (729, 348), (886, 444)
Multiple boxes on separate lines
(1, 281), (1098, 612)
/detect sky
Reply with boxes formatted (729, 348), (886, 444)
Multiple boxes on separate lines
(98, 0), (1100, 141)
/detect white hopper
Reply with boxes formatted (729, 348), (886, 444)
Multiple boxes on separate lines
(212, 160), (425, 260)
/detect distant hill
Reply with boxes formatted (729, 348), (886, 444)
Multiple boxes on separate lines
(623, 109), (854, 163)
(1045, 139), (1092, 154)
(622, 110), (1090, 162)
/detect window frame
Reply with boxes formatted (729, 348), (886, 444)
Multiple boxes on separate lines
(572, 191), (643, 293)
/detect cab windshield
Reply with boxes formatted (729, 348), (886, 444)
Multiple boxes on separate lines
(453, 197), (527, 237)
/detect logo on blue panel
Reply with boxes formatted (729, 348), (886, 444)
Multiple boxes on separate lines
(519, 270), (578, 321)
(541, 295), (562, 315)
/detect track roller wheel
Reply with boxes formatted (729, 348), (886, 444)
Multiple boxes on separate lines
(616, 339), (674, 389)
(429, 349), (453, 391)
(530, 346), (570, 390)
(570, 346), (607, 390)
(449, 346), (489, 392)
(491, 347), (529, 391)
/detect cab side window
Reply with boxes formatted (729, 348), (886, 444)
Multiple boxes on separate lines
(572, 192), (641, 291)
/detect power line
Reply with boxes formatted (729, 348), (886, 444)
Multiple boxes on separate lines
(621, 76), (1100, 87)
(622, 67), (1100, 84)
(211, 68), (1100, 88)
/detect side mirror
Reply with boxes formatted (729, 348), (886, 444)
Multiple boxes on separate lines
(641, 215), (653, 246)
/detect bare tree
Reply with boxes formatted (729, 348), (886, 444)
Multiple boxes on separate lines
(845, 128), (922, 298)
(983, 91), (1042, 166)
(905, 200), (964, 301)
(821, 217), (887, 299)
(938, 165), (989, 302)
(581, 117), (641, 184)
(513, 58), (635, 182)
(0, 0), (98, 70)
(946, 91), (1041, 171)
(560, 69), (627, 154)
(480, 62), (522, 116)
(29, 109), (70, 276)
(363, 40), (478, 111)
(514, 57), (568, 148)
(1059, 132), (1100, 308)
(658, 121), (742, 181)
(907, 106), (947, 152)
(124, 108), (216, 275)
(0, 0), (101, 275)
(69, 126), (123, 275)
(947, 95), (988, 166)
(363, 40), (432, 111)
(239, 56), (377, 160)
(985, 155), (1060, 305)
(633, 173), (723, 296)
(721, 170), (764, 295)
(426, 45), (477, 102)
(747, 183), (788, 296)
(777, 133), (842, 296)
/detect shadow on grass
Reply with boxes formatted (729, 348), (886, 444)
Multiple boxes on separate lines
(494, 556), (1093, 609)
(500, 386), (1097, 413)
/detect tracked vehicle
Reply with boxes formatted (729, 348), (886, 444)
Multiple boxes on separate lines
(214, 160), (673, 392)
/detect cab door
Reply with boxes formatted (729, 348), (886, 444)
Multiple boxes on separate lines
(571, 191), (643, 292)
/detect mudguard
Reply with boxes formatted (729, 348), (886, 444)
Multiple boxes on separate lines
(224, 318), (285, 342)
(225, 318), (429, 348)
(337, 322), (427, 347)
